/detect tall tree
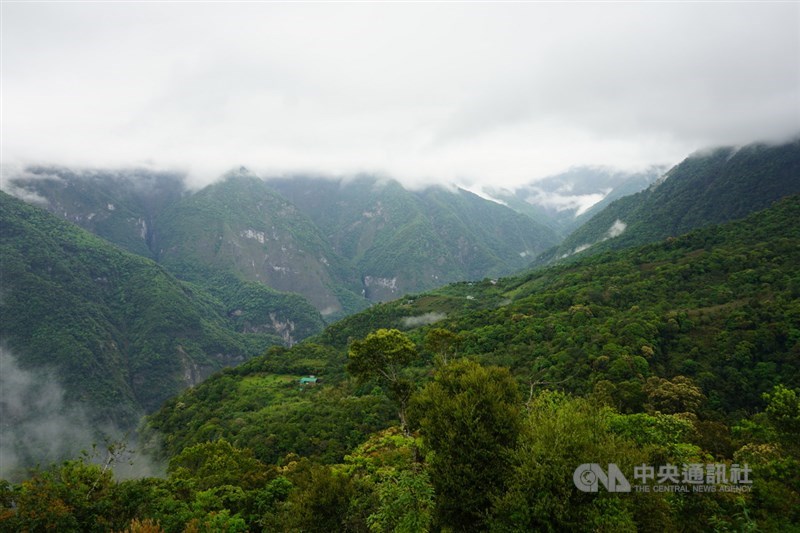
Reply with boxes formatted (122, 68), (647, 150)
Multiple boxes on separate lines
(423, 328), (460, 365)
(348, 329), (419, 432)
(409, 359), (521, 531)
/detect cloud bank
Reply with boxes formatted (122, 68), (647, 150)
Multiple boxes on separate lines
(0, 347), (95, 478)
(2, 3), (798, 189)
(0, 347), (162, 480)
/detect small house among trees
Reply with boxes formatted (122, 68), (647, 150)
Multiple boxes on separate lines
(299, 375), (320, 385)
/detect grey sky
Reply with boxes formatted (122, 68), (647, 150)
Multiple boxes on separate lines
(2, 2), (798, 188)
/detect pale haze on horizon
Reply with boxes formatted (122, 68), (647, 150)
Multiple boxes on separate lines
(2, 2), (799, 190)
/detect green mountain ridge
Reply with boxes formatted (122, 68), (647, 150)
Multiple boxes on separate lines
(108, 194), (800, 531)
(542, 139), (800, 263)
(5, 166), (186, 259)
(153, 171), (367, 320)
(148, 194), (800, 460)
(7, 167), (560, 320)
(0, 191), (320, 430)
(3, 190), (799, 530)
(265, 175), (559, 300)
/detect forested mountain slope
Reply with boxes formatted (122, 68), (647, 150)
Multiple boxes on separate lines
(148, 194), (800, 461)
(265, 175), (559, 301)
(4, 196), (799, 531)
(0, 191), (321, 429)
(544, 139), (800, 262)
(125, 195), (800, 531)
(6, 167), (560, 318)
(3, 166), (185, 259)
(153, 171), (368, 319)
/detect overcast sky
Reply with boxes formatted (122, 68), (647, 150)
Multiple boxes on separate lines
(2, 2), (798, 189)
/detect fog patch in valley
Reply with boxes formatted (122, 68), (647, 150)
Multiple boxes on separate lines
(0, 346), (163, 481)
(401, 312), (447, 328)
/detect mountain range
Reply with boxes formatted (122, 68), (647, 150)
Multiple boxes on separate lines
(542, 139), (800, 262)
(3, 139), (800, 529)
(2, 137), (798, 448)
(135, 193), (800, 530)
(265, 175), (559, 301)
(149, 191), (800, 461)
(0, 191), (323, 429)
(7, 168), (561, 321)
(483, 165), (665, 236)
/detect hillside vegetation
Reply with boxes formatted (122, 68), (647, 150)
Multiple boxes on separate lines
(3, 152), (799, 530)
(8, 168), (559, 322)
(546, 139), (800, 262)
(268, 175), (558, 301)
(23, 195), (790, 530)
(148, 195), (800, 456)
(153, 172), (368, 320)
(0, 191), (319, 430)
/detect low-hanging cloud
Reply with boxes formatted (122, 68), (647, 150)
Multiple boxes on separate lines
(0, 166), (61, 205)
(525, 189), (608, 217)
(605, 220), (628, 239)
(401, 312), (447, 328)
(0, 347), (163, 481)
(2, 3), (798, 190)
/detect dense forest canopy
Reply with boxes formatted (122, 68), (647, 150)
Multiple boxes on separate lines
(4, 0), (800, 528)
(4, 194), (797, 531)
(0, 192), (285, 423)
(543, 139), (800, 263)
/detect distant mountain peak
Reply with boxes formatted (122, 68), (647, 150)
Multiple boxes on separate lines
(222, 165), (259, 181)
(541, 138), (800, 265)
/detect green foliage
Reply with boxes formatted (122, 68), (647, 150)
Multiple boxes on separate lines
(7, 188), (800, 530)
(3, 459), (116, 532)
(492, 392), (655, 531)
(367, 469), (434, 533)
(167, 439), (268, 491)
(278, 462), (362, 532)
(151, 194), (800, 467)
(342, 428), (434, 533)
(644, 375), (707, 415)
(268, 175), (558, 301)
(423, 327), (461, 365)
(347, 329), (418, 384)
(0, 191), (286, 430)
(549, 139), (800, 262)
(154, 172), (367, 319)
(764, 385), (800, 438)
(607, 411), (698, 461)
(410, 359), (521, 531)
(347, 328), (419, 430)
(8, 167), (185, 260)
(145, 344), (396, 465)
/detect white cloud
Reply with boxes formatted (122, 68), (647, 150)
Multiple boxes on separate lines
(525, 189), (608, 216)
(401, 312), (447, 328)
(2, 3), (798, 189)
(0, 167), (59, 205)
(459, 185), (508, 206)
(0, 347), (162, 480)
(605, 220), (628, 239)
